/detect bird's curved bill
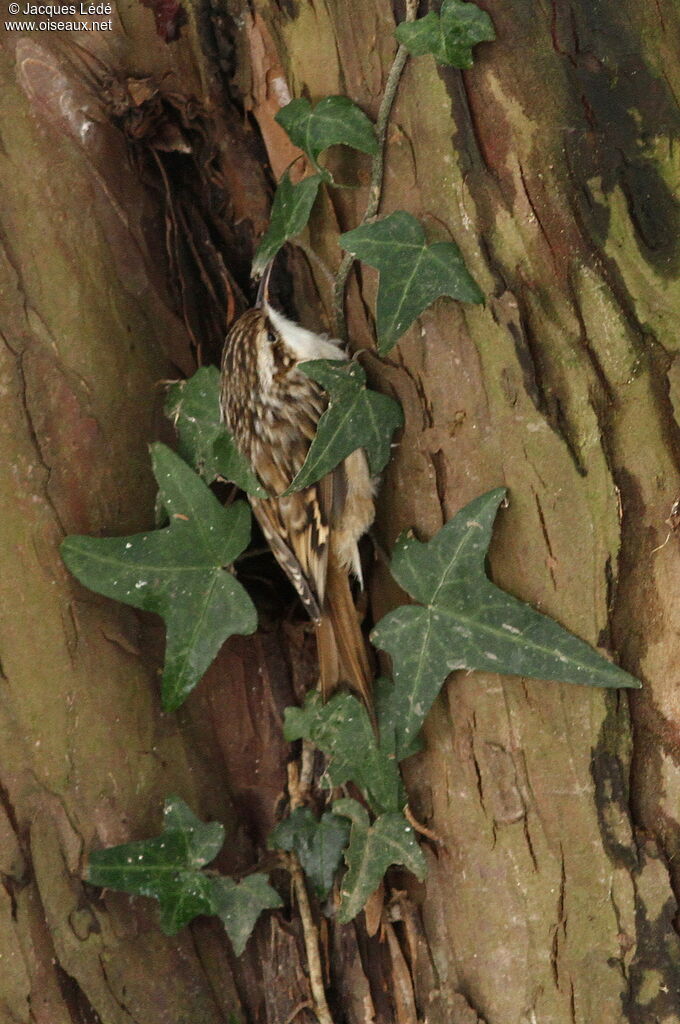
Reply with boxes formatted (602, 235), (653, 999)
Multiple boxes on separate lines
(255, 260), (274, 308)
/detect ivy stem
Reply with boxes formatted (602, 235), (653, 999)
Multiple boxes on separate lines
(333, 0), (419, 340)
(288, 852), (336, 1024)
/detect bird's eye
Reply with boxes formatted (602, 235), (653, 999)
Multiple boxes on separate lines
(266, 329), (276, 344)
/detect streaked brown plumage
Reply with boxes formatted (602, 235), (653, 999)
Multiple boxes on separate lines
(219, 303), (375, 711)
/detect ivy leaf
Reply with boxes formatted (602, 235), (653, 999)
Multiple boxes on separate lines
(209, 874), (282, 955)
(340, 212), (483, 353)
(276, 96), (378, 163)
(333, 799), (426, 924)
(61, 443), (258, 711)
(269, 807), (350, 899)
(285, 360), (403, 492)
(252, 172), (323, 276)
(87, 799), (279, 948)
(165, 367), (266, 496)
(86, 797), (225, 935)
(373, 676), (423, 762)
(212, 433), (268, 497)
(372, 488), (642, 760)
(284, 692), (403, 815)
(395, 0), (495, 69)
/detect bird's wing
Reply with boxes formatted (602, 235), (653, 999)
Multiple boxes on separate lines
(250, 483), (329, 621)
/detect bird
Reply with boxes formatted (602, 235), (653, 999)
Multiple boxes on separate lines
(219, 283), (375, 714)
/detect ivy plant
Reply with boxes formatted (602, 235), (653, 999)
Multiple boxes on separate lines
(87, 797), (280, 952)
(284, 691), (405, 817)
(395, 0), (495, 68)
(61, 444), (257, 710)
(269, 807), (350, 900)
(252, 171), (325, 278)
(333, 798), (427, 924)
(285, 359), (404, 491)
(275, 95), (378, 167)
(340, 212), (483, 352)
(166, 366), (265, 495)
(372, 488), (639, 758)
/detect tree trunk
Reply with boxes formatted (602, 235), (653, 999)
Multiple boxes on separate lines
(2, 1), (680, 1022)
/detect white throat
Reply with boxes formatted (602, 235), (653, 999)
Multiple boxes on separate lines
(265, 304), (348, 363)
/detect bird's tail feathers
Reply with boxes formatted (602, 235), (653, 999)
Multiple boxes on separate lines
(315, 552), (375, 724)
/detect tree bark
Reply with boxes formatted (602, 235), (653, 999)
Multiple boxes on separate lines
(0, 20), (252, 1024)
(2, 0), (680, 1022)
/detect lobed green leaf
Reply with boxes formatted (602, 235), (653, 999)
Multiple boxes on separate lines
(285, 359), (403, 492)
(395, 0), (495, 69)
(87, 798), (279, 949)
(86, 797), (225, 935)
(61, 444), (258, 711)
(269, 807), (350, 899)
(209, 874), (282, 955)
(372, 488), (642, 759)
(252, 172), (323, 276)
(284, 692), (404, 815)
(340, 211), (483, 352)
(333, 799), (426, 924)
(165, 367), (265, 496)
(276, 96), (378, 163)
